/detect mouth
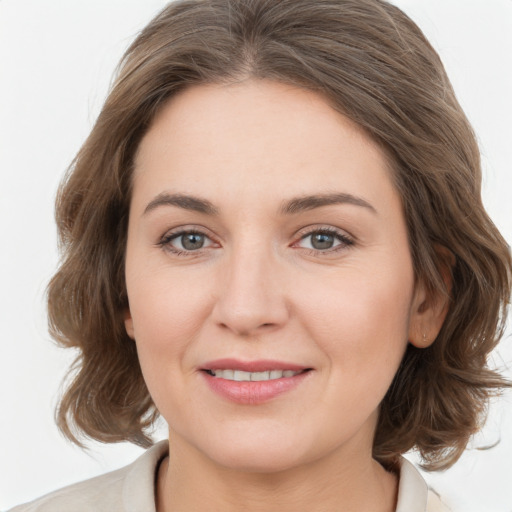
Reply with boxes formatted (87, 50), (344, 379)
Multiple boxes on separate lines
(203, 368), (310, 381)
(199, 359), (313, 404)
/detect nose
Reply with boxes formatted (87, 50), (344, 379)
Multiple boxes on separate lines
(211, 241), (290, 337)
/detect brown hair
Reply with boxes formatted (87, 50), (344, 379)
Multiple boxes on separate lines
(48, 0), (511, 470)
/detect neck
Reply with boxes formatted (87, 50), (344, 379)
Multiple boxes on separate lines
(156, 434), (398, 512)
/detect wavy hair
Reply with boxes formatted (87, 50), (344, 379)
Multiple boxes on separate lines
(47, 0), (511, 470)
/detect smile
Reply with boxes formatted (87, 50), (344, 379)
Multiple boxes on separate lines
(206, 369), (304, 381)
(200, 360), (313, 404)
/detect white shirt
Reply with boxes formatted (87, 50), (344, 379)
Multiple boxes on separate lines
(9, 441), (450, 511)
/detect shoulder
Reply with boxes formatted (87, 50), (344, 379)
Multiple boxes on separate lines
(8, 441), (169, 512)
(8, 466), (127, 512)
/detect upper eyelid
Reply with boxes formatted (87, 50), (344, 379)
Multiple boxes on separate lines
(160, 225), (217, 241)
(295, 225), (351, 237)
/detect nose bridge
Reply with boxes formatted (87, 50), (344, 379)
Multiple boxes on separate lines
(213, 234), (288, 336)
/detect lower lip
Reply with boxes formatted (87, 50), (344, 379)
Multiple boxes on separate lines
(201, 371), (311, 405)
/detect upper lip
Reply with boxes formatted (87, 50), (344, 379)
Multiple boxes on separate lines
(200, 358), (311, 372)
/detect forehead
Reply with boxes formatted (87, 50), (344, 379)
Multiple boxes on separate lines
(132, 79), (399, 217)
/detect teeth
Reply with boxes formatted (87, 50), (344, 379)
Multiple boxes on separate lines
(234, 370), (251, 381)
(222, 369), (234, 380)
(210, 369), (301, 381)
(250, 371), (270, 381)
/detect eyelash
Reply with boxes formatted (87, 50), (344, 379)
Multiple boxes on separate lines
(157, 226), (355, 258)
(158, 229), (216, 257)
(294, 227), (354, 256)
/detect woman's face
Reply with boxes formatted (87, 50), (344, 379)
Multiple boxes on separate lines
(125, 80), (427, 472)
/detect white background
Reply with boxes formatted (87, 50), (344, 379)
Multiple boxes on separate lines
(0, 1), (511, 510)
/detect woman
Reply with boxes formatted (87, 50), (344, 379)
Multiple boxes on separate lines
(8, 0), (511, 511)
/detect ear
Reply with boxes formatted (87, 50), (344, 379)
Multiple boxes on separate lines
(408, 246), (455, 348)
(124, 308), (135, 339)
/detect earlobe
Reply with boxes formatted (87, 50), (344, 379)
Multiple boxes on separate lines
(409, 246), (455, 349)
(124, 309), (135, 339)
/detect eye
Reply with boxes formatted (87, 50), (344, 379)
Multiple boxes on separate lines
(159, 229), (215, 255)
(296, 227), (354, 253)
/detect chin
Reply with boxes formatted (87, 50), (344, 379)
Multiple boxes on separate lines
(212, 447), (308, 474)
(191, 428), (320, 474)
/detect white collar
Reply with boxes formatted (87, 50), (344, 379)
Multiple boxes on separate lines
(396, 456), (429, 512)
(122, 442), (430, 512)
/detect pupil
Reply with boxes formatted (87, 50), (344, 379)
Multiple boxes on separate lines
(182, 233), (204, 250)
(312, 233), (334, 250)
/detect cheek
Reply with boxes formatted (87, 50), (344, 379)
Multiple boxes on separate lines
(125, 265), (212, 399)
(289, 261), (414, 444)
(299, 260), (414, 384)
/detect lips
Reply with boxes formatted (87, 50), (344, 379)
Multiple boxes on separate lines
(201, 358), (310, 373)
(200, 358), (313, 404)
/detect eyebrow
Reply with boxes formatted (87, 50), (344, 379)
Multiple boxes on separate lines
(280, 192), (377, 215)
(143, 192), (377, 216)
(144, 193), (219, 216)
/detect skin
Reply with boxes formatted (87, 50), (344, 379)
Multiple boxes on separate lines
(124, 79), (448, 512)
